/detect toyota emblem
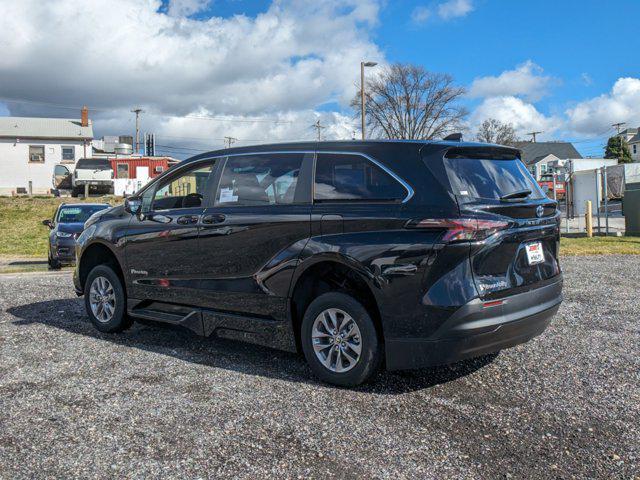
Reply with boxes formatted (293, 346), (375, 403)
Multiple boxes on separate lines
(536, 205), (544, 218)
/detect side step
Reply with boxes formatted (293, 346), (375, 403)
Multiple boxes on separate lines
(127, 300), (205, 336)
(125, 299), (297, 352)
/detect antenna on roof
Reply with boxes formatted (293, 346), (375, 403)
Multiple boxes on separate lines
(443, 133), (463, 142)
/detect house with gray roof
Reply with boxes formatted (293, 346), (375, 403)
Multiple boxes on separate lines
(621, 129), (640, 161)
(0, 107), (93, 195)
(514, 140), (619, 179)
(616, 127), (638, 143)
(514, 141), (583, 179)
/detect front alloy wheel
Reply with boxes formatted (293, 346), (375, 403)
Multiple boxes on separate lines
(84, 264), (132, 333)
(89, 276), (116, 323)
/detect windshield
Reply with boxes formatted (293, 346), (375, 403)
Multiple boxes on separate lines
(56, 205), (109, 224)
(444, 157), (544, 200)
(76, 158), (112, 170)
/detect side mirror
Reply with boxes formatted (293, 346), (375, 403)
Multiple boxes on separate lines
(42, 219), (53, 229)
(124, 197), (142, 215)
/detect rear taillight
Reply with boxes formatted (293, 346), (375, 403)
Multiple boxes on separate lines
(408, 217), (509, 242)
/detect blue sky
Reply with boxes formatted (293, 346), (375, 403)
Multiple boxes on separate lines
(2, 0), (639, 157)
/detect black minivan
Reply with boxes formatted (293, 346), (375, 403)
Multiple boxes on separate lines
(74, 140), (562, 386)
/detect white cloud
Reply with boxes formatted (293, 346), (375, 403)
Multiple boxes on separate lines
(437, 0), (473, 19)
(468, 61), (553, 102)
(581, 73), (593, 86)
(470, 96), (562, 139)
(410, 6), (430, 25)
(114, 109), (357, 156)
(0, 0), (384, 148)
(566, 77), (640, 135)
(410, 0), (472, 25)
(167, 0), (211, 17)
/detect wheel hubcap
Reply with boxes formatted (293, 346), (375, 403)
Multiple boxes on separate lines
(312, 308), (362, 373)
(89, 276), (116, 323)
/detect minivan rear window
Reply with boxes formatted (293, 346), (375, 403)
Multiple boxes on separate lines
(444, 157), (544, 200)
(76, 158), (112, 170)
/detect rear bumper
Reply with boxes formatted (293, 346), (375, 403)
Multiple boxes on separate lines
(75, 180), (112, 186)
(385, 277), (562, 370)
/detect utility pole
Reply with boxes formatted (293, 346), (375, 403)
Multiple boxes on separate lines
(131, 108), (144, 153)
(526, 131), (543, 142)
(224, 136), (237, 149)
(360, 61), (377, 140)
(612, 122), (626, 135)
(311, 120), (326, 141)
(612, 122), (627, 163)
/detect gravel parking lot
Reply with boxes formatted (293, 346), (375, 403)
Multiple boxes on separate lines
(0, 256), (638, 479)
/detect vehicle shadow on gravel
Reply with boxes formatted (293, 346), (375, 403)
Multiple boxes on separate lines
(7, 298), (498, 395)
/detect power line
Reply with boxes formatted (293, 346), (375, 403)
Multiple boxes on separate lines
(0, 97), (295, 125)
(155, 144), (212, 152)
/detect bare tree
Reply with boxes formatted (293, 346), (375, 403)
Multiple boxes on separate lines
(475, 118), (519, 146)
(351, 63), (468, 140)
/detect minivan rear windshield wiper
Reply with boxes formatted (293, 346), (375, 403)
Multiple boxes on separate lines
(500, 189), (532, 200)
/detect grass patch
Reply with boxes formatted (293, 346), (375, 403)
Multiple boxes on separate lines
(0, 196), (119, 257)
(1, 196), (639, 258)
(560, 236), (640, 255)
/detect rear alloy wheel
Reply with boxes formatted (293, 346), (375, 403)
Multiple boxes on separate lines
(84, 265), (132, 333)
(311, 308), (362, 373)
(301, 292), (381, 387)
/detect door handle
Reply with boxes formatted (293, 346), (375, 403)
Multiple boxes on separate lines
(177, 215), (199, 225)
(201, 214), (226, 225)
(147, 213), (172, 224)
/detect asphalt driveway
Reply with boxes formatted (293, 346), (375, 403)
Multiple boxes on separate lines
(0, 257), (638, 478)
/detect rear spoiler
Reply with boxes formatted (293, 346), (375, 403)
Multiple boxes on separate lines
(444, 146), (521, 161)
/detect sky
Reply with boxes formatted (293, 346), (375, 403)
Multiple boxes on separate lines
(0, 0), (639, 158)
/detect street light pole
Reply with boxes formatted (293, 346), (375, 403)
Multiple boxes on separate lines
(360, 61), (377, 140)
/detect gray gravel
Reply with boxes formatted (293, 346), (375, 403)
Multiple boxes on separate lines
(0, 257), (638, 479)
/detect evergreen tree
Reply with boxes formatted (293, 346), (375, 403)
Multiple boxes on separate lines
(604, 136), (632, 163)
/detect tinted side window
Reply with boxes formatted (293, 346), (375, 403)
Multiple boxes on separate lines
(314, 153), (406, 202)
(215, 153), (306, 206)
(152, 163), (214, 210)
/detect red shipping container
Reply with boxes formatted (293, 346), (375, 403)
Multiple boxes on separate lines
(110, 157), (177, 180)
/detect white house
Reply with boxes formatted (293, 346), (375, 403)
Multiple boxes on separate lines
(615, 127), (640, 161)
(514, 141), (583, 179)
(0, 108), (93, 195)
(627, 133), (640, 162)
(616, 127), (638, 143)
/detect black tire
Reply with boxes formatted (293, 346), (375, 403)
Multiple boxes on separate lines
(84, 264), (132, 333)
(301, 292), (382, 387)
(47, 252), (61, 270)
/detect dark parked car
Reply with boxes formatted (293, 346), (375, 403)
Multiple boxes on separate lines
(73, 141), (563, 386)
(43, 203), (110, 269)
